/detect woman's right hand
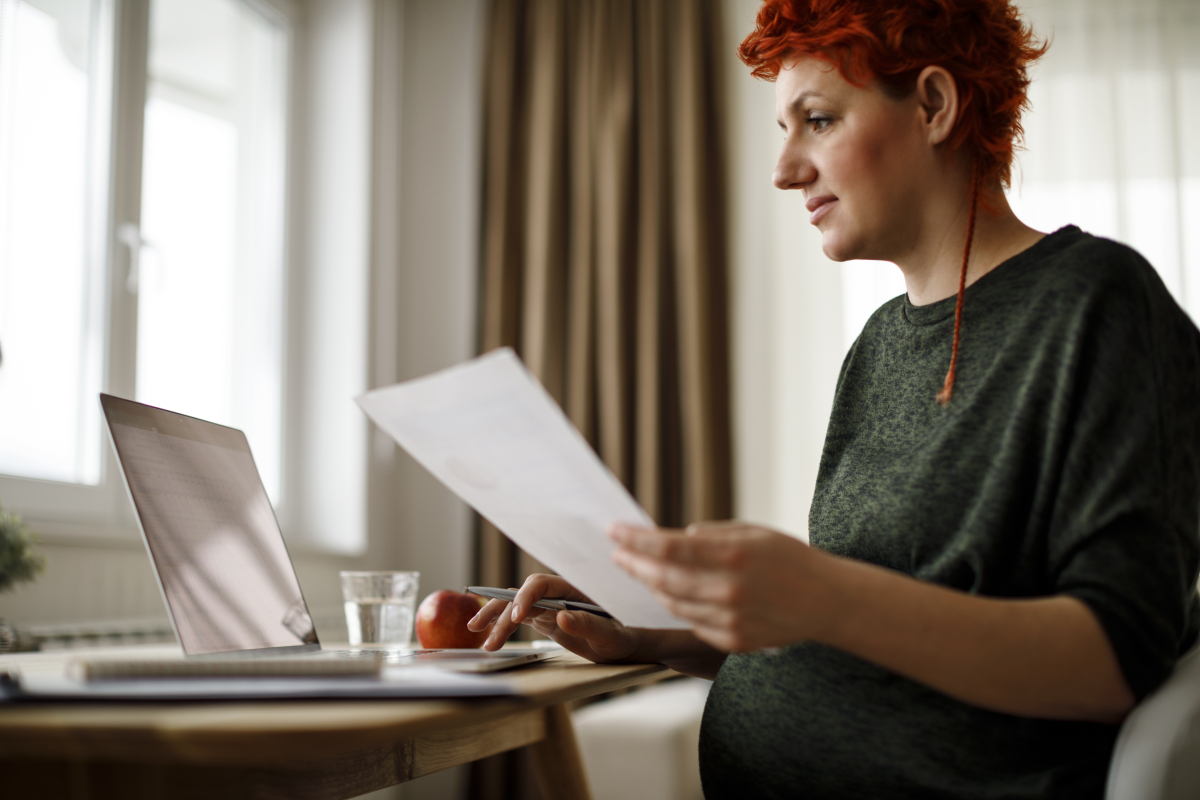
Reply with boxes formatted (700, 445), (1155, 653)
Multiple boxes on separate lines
(467, 573), (642, 664)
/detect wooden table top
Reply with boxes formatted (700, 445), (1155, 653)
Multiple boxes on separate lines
(0, 644), (672, 766)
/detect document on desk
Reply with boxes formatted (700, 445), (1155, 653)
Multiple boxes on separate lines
(1, 669), (518, 701)
(356, 348), (688, 630)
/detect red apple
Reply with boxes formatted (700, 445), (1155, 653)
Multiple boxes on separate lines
(415, 589), (489, 649)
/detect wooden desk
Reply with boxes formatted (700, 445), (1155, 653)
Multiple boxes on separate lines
(0, 645), (672, 800)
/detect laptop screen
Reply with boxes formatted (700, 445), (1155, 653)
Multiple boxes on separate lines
(101, 394), (317, 656)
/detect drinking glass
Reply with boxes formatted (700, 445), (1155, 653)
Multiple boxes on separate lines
(340, 571), (420, 646)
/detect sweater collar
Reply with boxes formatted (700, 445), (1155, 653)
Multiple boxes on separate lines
(901, 225), (1081, 327)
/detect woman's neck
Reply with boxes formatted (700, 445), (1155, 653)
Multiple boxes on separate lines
(900, 190), (1045, 307)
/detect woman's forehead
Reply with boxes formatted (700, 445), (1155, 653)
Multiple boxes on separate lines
(775, 57), (860, 109)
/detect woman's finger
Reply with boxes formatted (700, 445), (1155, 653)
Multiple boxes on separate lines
(511, 573), (592, 625)
(554, 610), (638, 661)
(612, 546), (669, 585)
(483, 573), (585, 650)
(610, 523), (743, 569)
(557, 609), (629, 648)
(468, 598), (510, 632)
(612, 547), (730, 602)
(482, 602), (519, 650)
(516, 606), (552, 627)
(484, 600), (547, 649)
(650, 591), (735, 629)
(689, 621), (742, 653)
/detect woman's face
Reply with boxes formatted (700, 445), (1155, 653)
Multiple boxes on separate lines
(774, 57), (935, 263)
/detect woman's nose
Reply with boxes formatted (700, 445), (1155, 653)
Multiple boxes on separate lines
(773, 140), (814, 191)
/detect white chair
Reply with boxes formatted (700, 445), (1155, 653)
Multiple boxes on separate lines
(1107, 644), (1200, 799)
(571, 651), (1200, 800)
(572, 678), (711, 800)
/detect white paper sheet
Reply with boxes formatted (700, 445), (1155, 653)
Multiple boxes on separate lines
(356, 348), (688, 630)
(5, 669), (516, 701)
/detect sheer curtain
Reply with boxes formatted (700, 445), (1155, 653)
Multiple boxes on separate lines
(1010, 0), (1200, 319)
(840, 0), (1200, 351)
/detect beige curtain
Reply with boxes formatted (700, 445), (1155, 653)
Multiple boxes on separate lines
(476, 0), (733, 596)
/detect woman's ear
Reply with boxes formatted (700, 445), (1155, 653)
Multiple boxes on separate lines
(915, 65), (960, 146)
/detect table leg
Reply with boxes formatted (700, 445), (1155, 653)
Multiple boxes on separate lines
(529, 702), (593, 800)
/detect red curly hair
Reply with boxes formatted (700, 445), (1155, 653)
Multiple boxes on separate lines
(738, 0), (1047, 192)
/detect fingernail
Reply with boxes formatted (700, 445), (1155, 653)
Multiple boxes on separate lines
(607, 523), (622, 540)
(510, 604), (521, 623)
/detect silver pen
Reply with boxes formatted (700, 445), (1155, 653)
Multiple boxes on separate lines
(466, 586), (613, 618)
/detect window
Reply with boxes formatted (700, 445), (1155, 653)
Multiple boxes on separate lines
(0, 0), (291, 529)
(837, 0), (1200, 352)
(0, 0), (102, 486)
(137, 0), (287, 502)
(1007, 1), (1200, 322)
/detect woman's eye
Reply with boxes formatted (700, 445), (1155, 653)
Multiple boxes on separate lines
(807, 115), (832, 132)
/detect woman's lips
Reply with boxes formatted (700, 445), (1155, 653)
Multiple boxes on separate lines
(806, 195), (837, 224)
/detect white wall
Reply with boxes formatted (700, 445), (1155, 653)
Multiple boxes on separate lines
(356, 3), (485, 796)
(381, 0), (483, 605)
(724, 0), (846, 541)
(287, 0), (373, 556)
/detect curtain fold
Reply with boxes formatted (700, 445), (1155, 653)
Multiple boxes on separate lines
(476, 0), (732, 595)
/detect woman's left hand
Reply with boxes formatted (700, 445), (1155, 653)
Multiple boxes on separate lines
(612, 520), (1136, 722)
(609, 521), (832, 652)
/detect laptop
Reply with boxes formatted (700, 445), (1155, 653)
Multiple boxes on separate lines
(97, 393), (557, 674)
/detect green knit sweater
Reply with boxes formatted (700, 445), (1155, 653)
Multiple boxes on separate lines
(700, 226), (1200, 799)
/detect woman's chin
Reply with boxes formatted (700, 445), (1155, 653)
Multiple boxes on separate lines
(817, 226), (884, 263)
(818, 234), (859, 263)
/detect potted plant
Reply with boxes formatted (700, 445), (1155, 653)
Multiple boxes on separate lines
(0, 503), (45, 652)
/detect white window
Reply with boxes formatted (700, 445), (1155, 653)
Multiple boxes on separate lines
(1007, 1), (1200, 323)
(138, 0), (288, 502)
(0, 0), (103, 487)
(837, 0), (1200, 352)
(0, 0), (291, 532)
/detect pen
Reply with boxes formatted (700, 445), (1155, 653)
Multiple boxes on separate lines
(466, 586), (613, 619)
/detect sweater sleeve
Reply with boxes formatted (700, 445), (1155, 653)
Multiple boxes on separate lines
(1058, 513), (1199, 700)
(1047, 243), (1200, 700)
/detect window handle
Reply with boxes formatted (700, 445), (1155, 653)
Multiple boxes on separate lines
(119, 223), (145, 294)
(118, 223), (161, 294)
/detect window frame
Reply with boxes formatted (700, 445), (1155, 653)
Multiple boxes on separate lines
(0, 0), (301, 544)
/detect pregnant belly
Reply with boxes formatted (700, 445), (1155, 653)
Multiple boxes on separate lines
(697, 645), (1114, 800)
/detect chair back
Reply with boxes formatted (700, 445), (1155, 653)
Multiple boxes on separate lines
(1106, 644), (1200, 799)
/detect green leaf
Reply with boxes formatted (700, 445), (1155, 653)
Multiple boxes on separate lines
(0, 502), (45, 595)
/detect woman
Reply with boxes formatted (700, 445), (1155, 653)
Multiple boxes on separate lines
(469, 0), (1200, 796)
